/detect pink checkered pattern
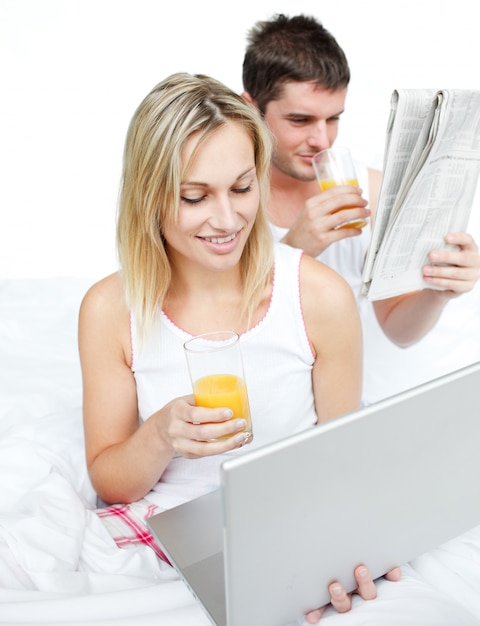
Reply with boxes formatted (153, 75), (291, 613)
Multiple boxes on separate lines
(96, 502), (171, 565)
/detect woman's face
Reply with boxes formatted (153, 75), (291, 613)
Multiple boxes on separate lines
(162, 121), (260, 274)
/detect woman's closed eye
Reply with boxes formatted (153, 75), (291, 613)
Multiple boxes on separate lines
(181, 195), (205, 205)
(181, 185), (252, 205)
(233, 184), (252, 195)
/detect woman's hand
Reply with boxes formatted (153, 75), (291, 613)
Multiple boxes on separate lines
(305, 565), (402, 623)
(151, 394), (251, 459)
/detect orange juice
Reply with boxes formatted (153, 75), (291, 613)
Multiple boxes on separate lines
(318, 178), (368, 229)
(194, 373), (252, 441)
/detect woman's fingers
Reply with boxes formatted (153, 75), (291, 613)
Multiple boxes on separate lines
(305, 565), (401, 623)
(354, 565), (377, 600)
(328, 582), (353, 613)
(304, 607), (326, 624)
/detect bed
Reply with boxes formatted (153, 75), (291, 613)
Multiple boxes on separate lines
(1, 276), (480, 626)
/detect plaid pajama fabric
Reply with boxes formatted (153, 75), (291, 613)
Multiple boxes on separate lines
(96, 500), (172, 565)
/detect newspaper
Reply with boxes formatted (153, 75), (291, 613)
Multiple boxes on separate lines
(361, 88), (480, 300)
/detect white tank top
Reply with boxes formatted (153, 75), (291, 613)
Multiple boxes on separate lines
(131, 243), (317, 510)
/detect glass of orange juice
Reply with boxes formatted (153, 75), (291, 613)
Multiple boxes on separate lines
(183, 331), (253, 444)
(312, 146), (368, 229)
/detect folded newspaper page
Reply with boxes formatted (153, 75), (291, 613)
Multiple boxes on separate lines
(361, 89), (480, 300)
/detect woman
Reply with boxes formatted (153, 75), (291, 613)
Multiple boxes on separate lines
(79, 72), (380, 622)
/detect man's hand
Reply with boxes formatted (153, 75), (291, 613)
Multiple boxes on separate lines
(422, 232), (480, 297)
(283, 185), (370, 258)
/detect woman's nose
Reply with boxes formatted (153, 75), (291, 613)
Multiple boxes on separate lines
(208, 196), (237, 230)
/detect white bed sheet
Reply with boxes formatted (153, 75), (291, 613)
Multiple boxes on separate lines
(1, 277), (479, 626)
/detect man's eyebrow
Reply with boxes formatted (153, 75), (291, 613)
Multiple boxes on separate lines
(284, 112), (315, 119)
(284, 109), (345, 120)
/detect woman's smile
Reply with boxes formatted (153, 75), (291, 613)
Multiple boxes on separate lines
(197, 230), (241, 254)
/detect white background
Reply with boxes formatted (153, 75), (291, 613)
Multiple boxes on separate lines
(1, 0), (478, 280)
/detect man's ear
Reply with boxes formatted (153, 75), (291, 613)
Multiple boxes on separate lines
(241, 91), (257, 107)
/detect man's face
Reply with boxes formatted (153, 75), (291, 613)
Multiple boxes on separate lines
(262, 81), (347, 182)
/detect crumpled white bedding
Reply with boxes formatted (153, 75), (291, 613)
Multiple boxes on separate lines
(1, 277), (479, 626)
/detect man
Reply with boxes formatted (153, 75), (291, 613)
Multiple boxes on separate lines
(241, 13), (480, 622)
(242, 13), (480, 354)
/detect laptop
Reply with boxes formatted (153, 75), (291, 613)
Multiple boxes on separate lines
(147, 361), (480, 626)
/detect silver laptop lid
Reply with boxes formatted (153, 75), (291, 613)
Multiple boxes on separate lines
(221, 361), (480, 625)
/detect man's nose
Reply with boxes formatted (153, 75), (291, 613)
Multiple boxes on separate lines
(306, 121), (331, 151)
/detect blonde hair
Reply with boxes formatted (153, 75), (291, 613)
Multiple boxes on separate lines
(117, 72), (274, 338)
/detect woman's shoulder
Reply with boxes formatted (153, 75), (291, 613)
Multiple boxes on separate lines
(300, 251), (352, 287)
(80, 271), (127, 322)
(299, 253), (361, 361)
(300, 253), (358, 314)
(78, 272), (131, 362)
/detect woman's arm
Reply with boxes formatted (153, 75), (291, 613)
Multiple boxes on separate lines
(79, 273), (176, 504)
(299, 253), (363, 423)
(79, 274), (247, 504)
